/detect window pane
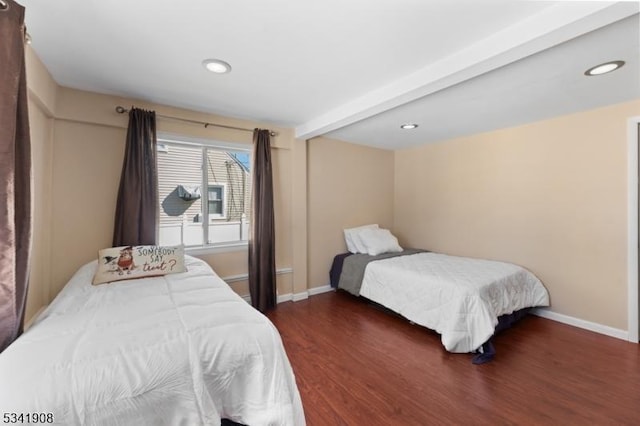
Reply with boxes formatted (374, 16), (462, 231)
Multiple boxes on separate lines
(209, 199), (222, 215)
(208, 187), (222, 200)
(157, 144), (204, 246)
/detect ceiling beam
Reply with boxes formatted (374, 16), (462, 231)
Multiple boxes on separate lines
(295, 1), (639, 141)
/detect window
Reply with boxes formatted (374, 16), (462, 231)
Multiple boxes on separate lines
(208, 184), (226, 219)
(156, 134), (252, 250)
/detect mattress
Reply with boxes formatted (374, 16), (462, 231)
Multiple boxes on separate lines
(359, 252), (549, 353)
(0, 256), (305, 426)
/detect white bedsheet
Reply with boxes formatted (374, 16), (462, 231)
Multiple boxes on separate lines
(360, 252), (549, 353)
(0, 256), (305, 426)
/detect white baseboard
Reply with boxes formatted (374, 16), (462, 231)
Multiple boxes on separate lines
(292, 292), (308, 302)
(277, 293), (292, 304)
(308, 284), (333, 296)
(242, 284), (334, 305)
(241, 293), (295, 304)
(240, 292), (300, 304)
(288, 285), (333, 302)
(532, 308), (629, 341)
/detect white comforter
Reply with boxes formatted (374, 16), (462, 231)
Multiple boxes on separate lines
(0, 256), (305, 426)
(360, 252), (549, 353)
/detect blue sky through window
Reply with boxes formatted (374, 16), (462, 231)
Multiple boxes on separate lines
(230, 152), (250, 171)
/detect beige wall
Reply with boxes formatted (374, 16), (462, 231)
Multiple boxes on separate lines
(25, 46), (56, 322)
(394, 99), (640, 330)
(49, 119), (126, 297)
(307, 137), (395, 288)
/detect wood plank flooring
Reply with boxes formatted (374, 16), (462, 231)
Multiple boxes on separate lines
(267, 291), (640, 425)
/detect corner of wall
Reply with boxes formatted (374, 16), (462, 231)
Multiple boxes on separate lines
(291, 138), (308, 295)
(25, 45), (59, 322)
(25, 45), (57, 117)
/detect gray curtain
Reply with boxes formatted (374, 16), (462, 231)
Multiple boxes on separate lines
(248, 129), (276, 312)
(0, 0), (32, 353)
(112, 108), (158, 247)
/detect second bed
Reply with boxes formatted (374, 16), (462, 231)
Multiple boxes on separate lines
(330, 249), (549, 355)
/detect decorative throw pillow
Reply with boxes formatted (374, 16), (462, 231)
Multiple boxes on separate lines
(358, 228), (403, 256)
(92, 245), (187, 285)
(344, 224), (378, 253)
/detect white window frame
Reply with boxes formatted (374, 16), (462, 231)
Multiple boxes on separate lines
(157, 132), (252, 254)
(206, 183), (227, 220)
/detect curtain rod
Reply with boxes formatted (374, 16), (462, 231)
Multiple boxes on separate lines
(115, 106), (277, 137)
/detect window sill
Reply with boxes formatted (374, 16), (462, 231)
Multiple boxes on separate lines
(185, 241), (248, 255)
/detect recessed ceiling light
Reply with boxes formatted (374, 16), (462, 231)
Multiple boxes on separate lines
(400, 123), (418, 130)
(584, 60), (625, 76)
(202, 59), (232, 74)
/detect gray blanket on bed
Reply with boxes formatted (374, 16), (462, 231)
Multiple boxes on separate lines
(338, 248), (426, 296)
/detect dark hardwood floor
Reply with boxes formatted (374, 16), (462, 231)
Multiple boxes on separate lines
(267, 291), (640, 425)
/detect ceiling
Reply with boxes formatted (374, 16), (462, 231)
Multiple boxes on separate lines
(20, 0), (640, 150)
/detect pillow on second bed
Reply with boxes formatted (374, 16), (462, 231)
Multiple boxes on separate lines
(358, 228), (403, 256)
(344, 224), (378, 253)
(92, 245), (187, 285)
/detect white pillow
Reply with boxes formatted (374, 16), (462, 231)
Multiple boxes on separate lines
(358, 228), (403, 256)
(344, 224), (378, 253)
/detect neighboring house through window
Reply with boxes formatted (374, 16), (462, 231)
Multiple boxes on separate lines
(156, 134), (251, 250)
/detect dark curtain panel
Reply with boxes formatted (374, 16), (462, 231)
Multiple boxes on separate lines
(0, 1), (32, 353)
(248, 129), (276, 312)
(112, 108), (158, 247)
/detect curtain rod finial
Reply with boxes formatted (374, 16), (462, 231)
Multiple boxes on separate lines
(115, 106), (127, 114)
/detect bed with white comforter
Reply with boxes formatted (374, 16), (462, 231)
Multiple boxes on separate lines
(0, 256), (305, 426)
(359, 252), (549, 353)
